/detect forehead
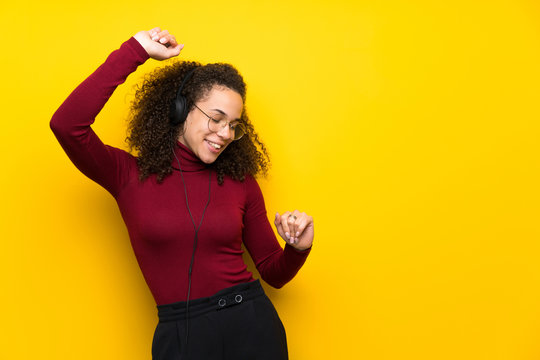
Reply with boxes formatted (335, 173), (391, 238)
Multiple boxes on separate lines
(199, 86), (243, 118)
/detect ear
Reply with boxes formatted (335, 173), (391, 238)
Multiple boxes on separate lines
(184, 108), (194, 126)
(177, 110), (193, 141)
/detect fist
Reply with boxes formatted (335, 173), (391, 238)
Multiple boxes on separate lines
(274, 210), (314, 251)
(133, 27), (183, 61)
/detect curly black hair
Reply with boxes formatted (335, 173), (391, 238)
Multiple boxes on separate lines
(126, 60), (270, 185)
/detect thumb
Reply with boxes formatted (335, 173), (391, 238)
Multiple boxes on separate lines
(166, 43), (184, 57)
(274, 212), (281, 226)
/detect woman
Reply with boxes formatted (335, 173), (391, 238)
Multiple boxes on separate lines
(50, 27), (314, 360)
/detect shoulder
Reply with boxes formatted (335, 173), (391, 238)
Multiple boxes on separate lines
(105, 145), (137, 164)
(242, 174), (262, 193)
(241, 174), (267, 207)
(217, 173), (266, 206)
(104, 145), (139, 182)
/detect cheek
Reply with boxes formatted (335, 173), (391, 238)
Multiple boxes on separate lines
(194, 121), (208, 135)
(182, 120), (191, 136)
(185, 121), (205, 140)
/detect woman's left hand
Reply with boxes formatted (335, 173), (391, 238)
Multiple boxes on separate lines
(274, 210), (314, 251)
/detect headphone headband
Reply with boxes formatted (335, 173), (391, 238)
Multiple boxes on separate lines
(175, 67), (197, 100)
(170, 67), (198, 126)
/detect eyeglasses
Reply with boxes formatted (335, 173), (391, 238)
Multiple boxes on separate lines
(193, 104), (245, 141)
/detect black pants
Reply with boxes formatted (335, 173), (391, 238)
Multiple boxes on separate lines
(152, 280), (288, 360)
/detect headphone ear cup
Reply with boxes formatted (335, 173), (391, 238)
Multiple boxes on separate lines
(170, 96), (188, 126)
(180, 98), (191, 123)
(170, 67), (198, 126)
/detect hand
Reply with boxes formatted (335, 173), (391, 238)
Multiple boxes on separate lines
(274, 210), (314, 251)
(133, 27), (183, 61)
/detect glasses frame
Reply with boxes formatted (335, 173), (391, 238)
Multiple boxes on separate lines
(193, 103), (245, 141)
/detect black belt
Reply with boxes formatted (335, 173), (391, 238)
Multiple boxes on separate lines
(157, 279), (265, 322)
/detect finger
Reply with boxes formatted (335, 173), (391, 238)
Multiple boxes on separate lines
(287, 212), (297, 243)
(149, 27), (162, 40)
(295, 214), (313, 240)
(160, 34), (177, 48)
(274, 212), (290, 243)
(280, 212), (292, 243)
(151, 30), (182, 55)
(167, 35), (182, 50)
(167, 43), (184, 57)
(274, 212), (285, 239)
(274, 212), (281, 226)
(288, 210), (302, 244)
(156, 29), (170, 44)
(289, 210), (303, 244)
(151, 30), (168, 42)
(160, 34), (175, 48)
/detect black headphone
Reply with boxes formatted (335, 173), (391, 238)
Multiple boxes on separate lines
(170, 67), (198, 126)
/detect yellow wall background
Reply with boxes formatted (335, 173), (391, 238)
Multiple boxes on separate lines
(2, 0), (540, 359)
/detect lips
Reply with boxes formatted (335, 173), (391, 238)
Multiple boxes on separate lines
(205, 139), (225, 153)
(206, 140), (223, 149)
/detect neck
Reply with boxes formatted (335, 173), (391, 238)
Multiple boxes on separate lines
(172, 141), (208, 172)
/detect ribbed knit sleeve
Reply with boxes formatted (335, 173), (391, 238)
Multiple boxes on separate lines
(242, 176), (312, 288)
(50, 37), (150, 197)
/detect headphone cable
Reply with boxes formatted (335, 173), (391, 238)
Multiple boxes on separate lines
(172, 146), (212, 356)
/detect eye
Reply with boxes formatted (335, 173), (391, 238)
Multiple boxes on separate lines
(229, 123), (238, 130)
(210, 117), (221, 124)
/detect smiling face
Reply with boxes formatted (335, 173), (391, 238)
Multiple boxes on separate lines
(178, 85), (244, 164)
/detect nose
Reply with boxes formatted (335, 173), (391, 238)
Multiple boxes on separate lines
(216, 123), (233, 140)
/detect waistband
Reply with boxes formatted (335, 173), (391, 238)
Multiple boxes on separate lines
(157, 279), (265, 322)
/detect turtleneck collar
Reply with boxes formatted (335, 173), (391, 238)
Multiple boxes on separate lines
(171, 140), (209, 172)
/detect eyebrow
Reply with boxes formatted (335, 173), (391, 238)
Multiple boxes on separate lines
(210, 108), (241, 121)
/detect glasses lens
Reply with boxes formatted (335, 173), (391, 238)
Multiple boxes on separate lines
(207, 118), (221, 133)
(208, 117), (245, 141)
(234, 124), (245, 140)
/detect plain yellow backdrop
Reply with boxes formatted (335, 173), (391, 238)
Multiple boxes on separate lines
(2, 0), (540, 359)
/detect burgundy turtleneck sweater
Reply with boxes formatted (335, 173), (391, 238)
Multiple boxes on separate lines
(50, 37), (311, 305)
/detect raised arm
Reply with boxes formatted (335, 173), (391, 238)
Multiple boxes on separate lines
(242, 176), (313, 289)
(50, 28), (182, 196)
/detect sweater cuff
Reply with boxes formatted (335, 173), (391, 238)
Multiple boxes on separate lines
(285, 243), (312, 255)
(125, 36), (151, 63)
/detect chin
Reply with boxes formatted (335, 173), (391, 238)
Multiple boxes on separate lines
(201, 157), (217, 164)
(200, 152), (220, 164)
(200, 144), (229, 164)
